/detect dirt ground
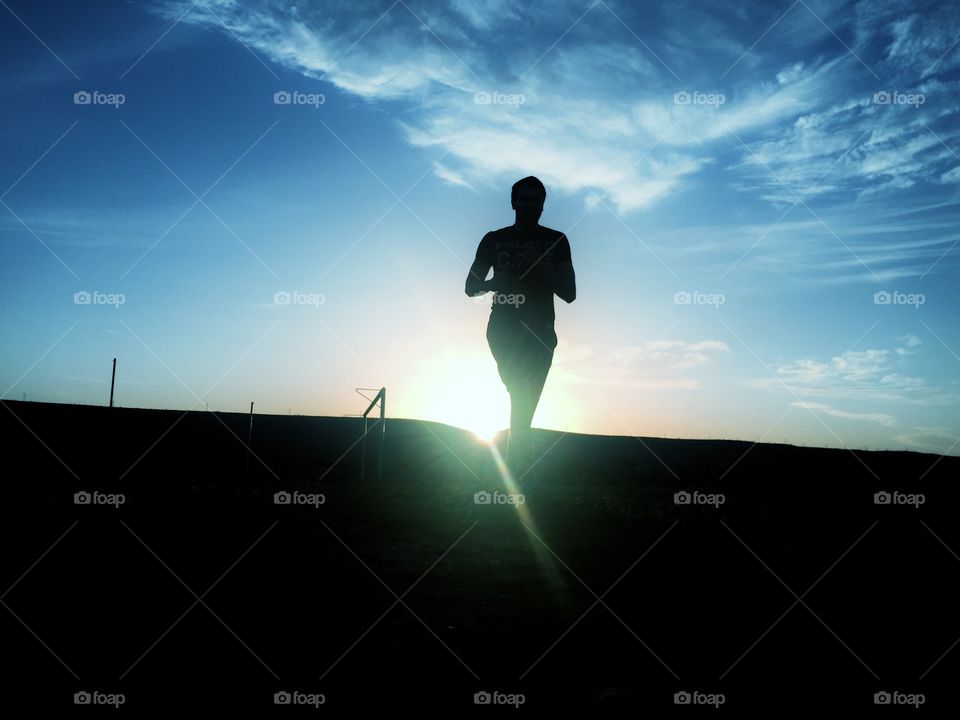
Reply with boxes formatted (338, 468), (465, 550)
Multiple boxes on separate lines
(2, 401), (957, 714)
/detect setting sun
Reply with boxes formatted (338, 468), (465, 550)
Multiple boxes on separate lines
(399, 348), (576, 441)
(401, 350), (513, 442)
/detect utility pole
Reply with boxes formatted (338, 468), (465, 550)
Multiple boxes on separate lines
(109, 358), (117, 408)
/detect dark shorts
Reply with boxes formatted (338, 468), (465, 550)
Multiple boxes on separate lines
(486, 318), (557, 393)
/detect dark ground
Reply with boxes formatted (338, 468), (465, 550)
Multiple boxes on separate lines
(1, 399), (958, 715)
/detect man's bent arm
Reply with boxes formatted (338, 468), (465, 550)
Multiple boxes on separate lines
(553, 261), (576, 303)
(465, 258), (495, 296)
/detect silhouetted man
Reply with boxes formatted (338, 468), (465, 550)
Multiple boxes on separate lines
(465, 176), (576, 481)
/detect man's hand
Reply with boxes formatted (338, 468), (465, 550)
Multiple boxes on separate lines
(465, 255), (493, 296)
(489, 272), (517, 294)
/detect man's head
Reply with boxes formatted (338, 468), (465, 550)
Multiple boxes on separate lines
(511, 176), (546, 226)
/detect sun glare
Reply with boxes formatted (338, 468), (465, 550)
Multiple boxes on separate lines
(404, 349), (576, 443)
(446, 381), (506, 444)
(408, 358), (509, 442)
(472, 423), (501, 444)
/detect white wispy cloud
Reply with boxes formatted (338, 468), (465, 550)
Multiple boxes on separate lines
(551, 337), (729, 389)
(792, 400), (896, 426)
(432, 161), (474, 189)
(884, 9), (960, 78)
(893, 426), (960, 454)
(628, 210), (958, 285)
(449, 0), (521, 31)
(941, 165), (960, 183)
(750, 339), (958, 405)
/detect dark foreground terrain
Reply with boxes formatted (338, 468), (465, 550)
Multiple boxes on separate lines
(1, 400), (958, 715)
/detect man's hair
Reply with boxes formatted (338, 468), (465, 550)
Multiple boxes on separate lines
(511, 176), (546, 205)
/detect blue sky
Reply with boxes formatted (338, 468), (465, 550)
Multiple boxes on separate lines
(2, 0), (958, 455)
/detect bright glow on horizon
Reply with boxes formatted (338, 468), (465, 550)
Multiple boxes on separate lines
(414, 367), (506, 441)
(401, 349), (510, 439)
(472, 426), (500, 444)
(400, 349), (577, 439)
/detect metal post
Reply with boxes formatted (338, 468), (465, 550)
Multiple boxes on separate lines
(361, 415), (367, 481)
(377, 388), (386, 482)
(356, 387), (386, 481)
(244, 402), (254, 478)
(109, 358), (116, 407)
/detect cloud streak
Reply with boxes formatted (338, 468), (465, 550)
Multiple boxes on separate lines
(551, 338), (730, 390)
(750, 336), (960, 406)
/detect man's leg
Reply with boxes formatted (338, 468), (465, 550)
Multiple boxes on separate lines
(490, 319), (555, 478)
(506, 352), (552, 479)
(506, 385), (535, 477)
(489, 320), (527, 474)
